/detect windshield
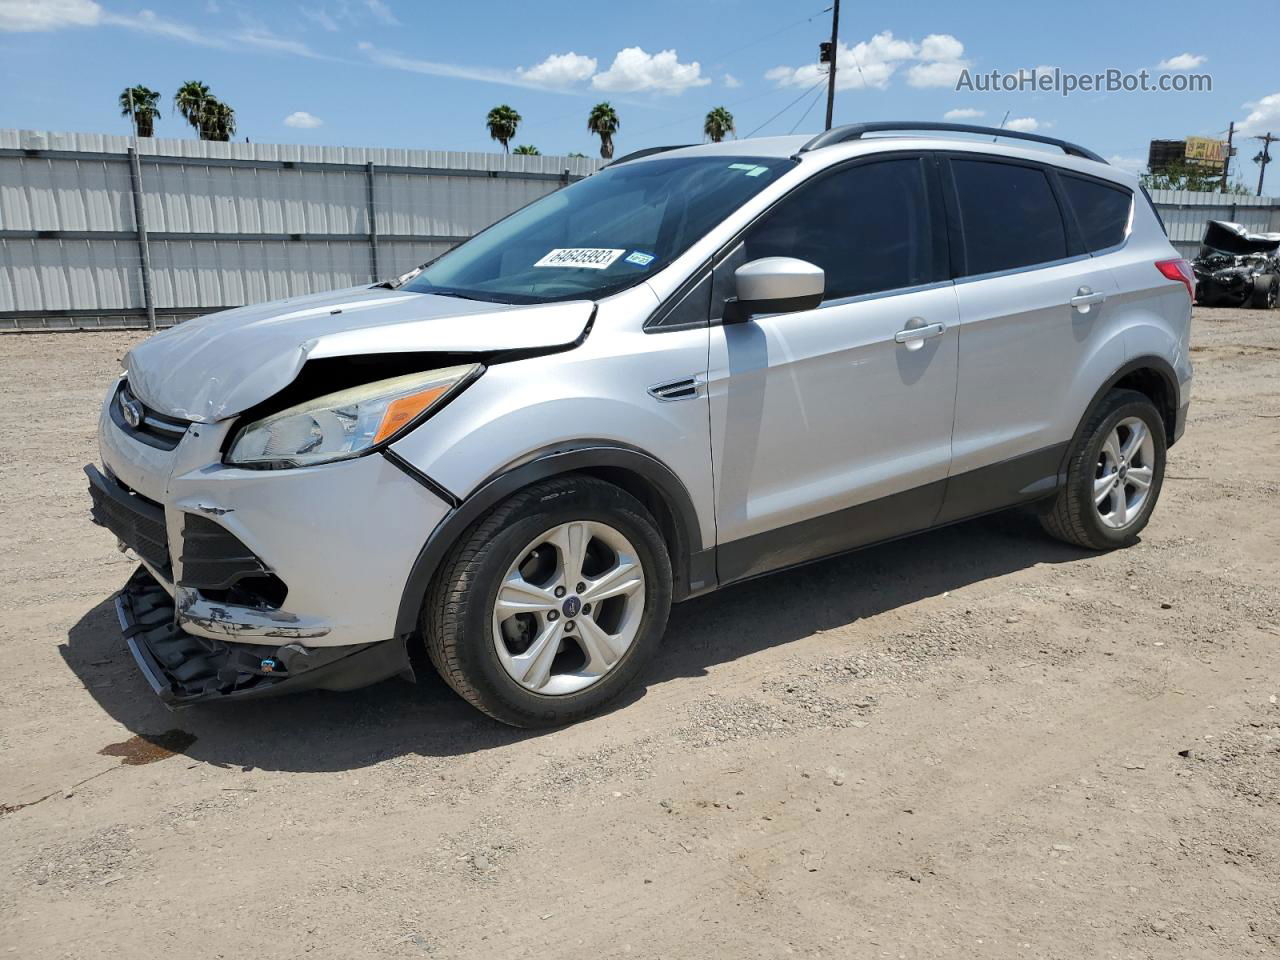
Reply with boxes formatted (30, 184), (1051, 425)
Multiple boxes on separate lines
(403, 155), (794, 304)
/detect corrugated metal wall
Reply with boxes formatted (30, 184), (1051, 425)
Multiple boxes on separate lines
(0, 129), (600, 330)
(1146, 188), (1280, 259)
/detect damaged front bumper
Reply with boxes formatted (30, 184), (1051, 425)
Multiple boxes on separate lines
(116, 566), (412, 707)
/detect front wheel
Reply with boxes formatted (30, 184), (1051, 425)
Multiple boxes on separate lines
(1040, 389), (1167, 550)
(1250, 276), (1279, 310)
(424, 475), (672, 727)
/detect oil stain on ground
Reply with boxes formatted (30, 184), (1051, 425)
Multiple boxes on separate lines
(98, 729), (197, 765)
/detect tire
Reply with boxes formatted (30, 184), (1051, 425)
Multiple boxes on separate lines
(424, 474), (672, 727)
(1040, 389), (1167, 550)
(1249, 276), (1279, 310)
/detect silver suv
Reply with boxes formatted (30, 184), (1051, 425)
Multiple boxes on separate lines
(88, 122), (1193, 727)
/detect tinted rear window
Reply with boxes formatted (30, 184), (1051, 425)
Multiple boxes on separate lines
(952, 159), (1067, 276)
(1061, 174), (1132, 251)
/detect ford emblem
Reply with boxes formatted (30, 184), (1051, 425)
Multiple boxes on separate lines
(120, 391), (143, 429)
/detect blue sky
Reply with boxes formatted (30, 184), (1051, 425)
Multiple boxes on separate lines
(1, 0), (1277, 182)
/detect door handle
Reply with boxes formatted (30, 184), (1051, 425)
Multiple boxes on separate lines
(1070, 286), (1107, 312)
(894, 322), (945, 349)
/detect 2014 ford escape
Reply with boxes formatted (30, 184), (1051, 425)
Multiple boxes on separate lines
(88, 122), (1194, 727)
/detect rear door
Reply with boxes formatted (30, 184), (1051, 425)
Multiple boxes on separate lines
(709, 155), (959, 581)
(938, 155), (1122, 522)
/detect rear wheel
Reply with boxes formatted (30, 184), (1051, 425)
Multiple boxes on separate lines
(1250, 276), (1279, 309)
(425, 475), (672, 727)
(1040, 389), (1167, 550)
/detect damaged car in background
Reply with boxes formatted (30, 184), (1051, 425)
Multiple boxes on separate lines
(1192, 220), (1280, 309)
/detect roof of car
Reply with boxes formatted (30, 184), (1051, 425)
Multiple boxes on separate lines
(629, 129), (1131, 188)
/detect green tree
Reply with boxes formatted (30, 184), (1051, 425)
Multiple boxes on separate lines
(1140, 160), (1250, 195)
(512, 144), (540, 155)
(587, 102), (620, 160)
(703, 106), (735, 143)
(174, 81), (211, 137)
(119, 85), (161, 138)
(486, 105), (521, 153)
(200, 99), (236, 142)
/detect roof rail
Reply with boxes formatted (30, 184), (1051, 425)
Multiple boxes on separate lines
(796, 121), (1107, 164)
(604, 144), (693, 168)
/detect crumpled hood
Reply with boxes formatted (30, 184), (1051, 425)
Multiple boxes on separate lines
(124, 286), (594, 422)
(1201, 220), (1280, 256)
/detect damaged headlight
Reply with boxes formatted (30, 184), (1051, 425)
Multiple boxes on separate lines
(227, 364), (480, 467)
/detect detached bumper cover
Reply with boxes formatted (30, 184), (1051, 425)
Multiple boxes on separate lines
(116, 566), (411, 707)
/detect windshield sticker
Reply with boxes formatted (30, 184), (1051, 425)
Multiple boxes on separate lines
(728, 162), (769, 177)
(624, 251), (655, 267)
(534, 248), (625, 270)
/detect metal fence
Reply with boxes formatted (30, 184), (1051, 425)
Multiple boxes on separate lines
(1147, 188), (1280, 259)
(0, 129), (600, 332)
(2, 131), (1277, 333)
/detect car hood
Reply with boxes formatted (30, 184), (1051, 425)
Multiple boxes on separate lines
(1201, 220), (1280, 256)
(123, 286), (594, 422)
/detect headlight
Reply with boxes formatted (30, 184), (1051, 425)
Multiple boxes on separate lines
(227, 364), (480, 467)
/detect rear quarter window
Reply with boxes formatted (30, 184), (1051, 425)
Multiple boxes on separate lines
(1061, 174), (1133, 252)
(951, 159), (1068, 276)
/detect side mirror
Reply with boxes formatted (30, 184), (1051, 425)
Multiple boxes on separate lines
(725, 257), (825, 323)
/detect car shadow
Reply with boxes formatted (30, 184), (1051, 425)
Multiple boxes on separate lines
(62, 509), (1091, 773)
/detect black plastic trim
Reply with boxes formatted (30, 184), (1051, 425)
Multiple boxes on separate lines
(382, 449), (462, 508)
(935, 443), (1068, 525)
(1076, 356), (1183, 447)
(393, 442), (707, 638)
(85, 464), (171, 576)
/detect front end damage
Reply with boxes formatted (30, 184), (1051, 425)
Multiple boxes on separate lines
(116, 566), (411, 706)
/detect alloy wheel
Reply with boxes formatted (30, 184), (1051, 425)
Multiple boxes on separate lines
(1093, 416), (1156, 529)
(491, 520), (646, 695)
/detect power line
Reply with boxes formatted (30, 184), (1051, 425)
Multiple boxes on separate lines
(789, 85), (827, 134)
(746, 79), (828, 138)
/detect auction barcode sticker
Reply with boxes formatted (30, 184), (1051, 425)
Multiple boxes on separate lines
(534, 248), (625, 269)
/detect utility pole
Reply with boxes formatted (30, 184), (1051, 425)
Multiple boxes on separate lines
(823, 0), (840, 131)
(1253, 132), (1276, 197)
(125, 89), (157, 332)
(1220, 121), (1234, 192)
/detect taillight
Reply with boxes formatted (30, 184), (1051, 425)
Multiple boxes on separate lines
(1155, 258), (1195, 301)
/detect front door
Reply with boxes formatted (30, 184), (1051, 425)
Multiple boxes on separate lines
(708, 155), (960, 582)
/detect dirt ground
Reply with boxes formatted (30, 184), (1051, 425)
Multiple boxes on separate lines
(0, 306), (1277, 960)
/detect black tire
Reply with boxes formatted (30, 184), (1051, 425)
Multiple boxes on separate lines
(424, 474), (672, 727)
(1040, 389), (1167, 550)
(1249, 276), (1279, 310)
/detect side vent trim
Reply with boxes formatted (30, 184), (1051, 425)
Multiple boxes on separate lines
(648, 376), (703, 402)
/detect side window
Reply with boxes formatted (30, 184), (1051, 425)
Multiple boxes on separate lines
(743, 158), (940, 301)
(1061, 174), (1132, 252)
(951, 159), (1067, 276)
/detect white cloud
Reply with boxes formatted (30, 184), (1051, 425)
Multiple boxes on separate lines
(364, 0), (398, 25)
(1004, 117), (1040, 132)
(1107, 155), (1146, 174)
(106, 9), (228, 47)
(944, 107), (984, 121)
(284, 111), (323, 128)
(1159, 52), (1206, 70)
(359, 42), (578, 94)
(0, 0), (101, 31)
(592, 47), (710, 94)
(236, 27), (322, 58)
(1237, 91), (1280, 136)
(767, 31), (968, 92)
(517, 51), (597, 88)
(907, 59), (970, 88)
(723, 73), (741, 89)
(300, 6), (339, 31)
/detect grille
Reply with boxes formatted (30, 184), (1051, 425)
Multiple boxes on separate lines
(111, 381), (189, 451)
(86, 466), (171, 576)
(179, 514), (287, 607)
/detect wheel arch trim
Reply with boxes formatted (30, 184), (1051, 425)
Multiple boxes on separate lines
(391, 441), (710, 639)
(1066, 355), (1181, 468)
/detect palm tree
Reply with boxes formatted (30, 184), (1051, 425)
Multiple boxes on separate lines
(587, 102), (620, 160)
(200, 99), (236, 142)
(174, 81), (211, 136)
(119, 85), (161, 138)
(512, 144), (540, 155)
(704, 106), (735, 144)
(485, 105), (521, 153)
